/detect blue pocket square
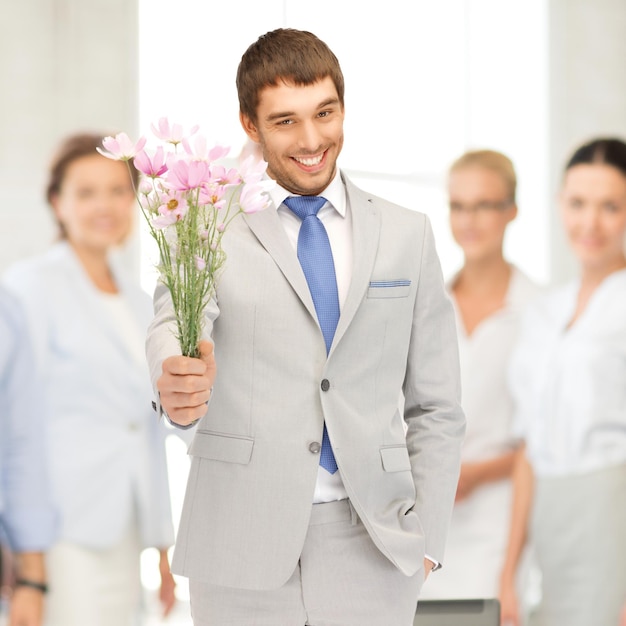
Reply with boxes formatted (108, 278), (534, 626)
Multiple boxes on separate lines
(368, 279), (411, 288)
(367, 279), (412, 299)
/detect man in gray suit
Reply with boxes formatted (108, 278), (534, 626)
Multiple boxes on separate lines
(147, 28), (465, 626)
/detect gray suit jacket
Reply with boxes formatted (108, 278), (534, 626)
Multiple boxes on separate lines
(146, 173), (465, 590)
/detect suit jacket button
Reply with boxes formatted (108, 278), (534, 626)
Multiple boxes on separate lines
(321, 379), (330, 391)
(309, 441), (321, 454)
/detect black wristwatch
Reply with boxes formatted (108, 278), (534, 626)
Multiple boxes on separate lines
(15, 578), (48, 594)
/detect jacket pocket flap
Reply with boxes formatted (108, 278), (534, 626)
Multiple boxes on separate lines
(380, 445), (412, 472)
(367, 285), (411, 299)
(189, 431), (254, 464)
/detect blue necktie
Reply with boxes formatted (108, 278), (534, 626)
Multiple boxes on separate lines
(283, 195), (339, 474)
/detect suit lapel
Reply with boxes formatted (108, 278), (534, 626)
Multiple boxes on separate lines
(244, 177), (381, 354)
(243, 206), (318, 321)
(61, 244), (146, 365)
(331, 176), (380, 354)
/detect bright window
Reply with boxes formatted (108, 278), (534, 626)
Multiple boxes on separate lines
(139, 0), (549, 291)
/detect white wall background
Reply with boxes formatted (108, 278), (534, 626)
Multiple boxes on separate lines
(138, 0), (550, 289)
(0, 0), (140, 273)
(2, 0), (625, 283)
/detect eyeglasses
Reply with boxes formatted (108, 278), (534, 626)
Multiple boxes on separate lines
(449, 200), (513, 214)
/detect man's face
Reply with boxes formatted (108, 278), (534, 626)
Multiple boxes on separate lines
(240, 76), (344, 196)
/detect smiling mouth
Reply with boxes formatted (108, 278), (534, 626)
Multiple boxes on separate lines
(293, 152), (324, 167)
(576, 237), (603, 246)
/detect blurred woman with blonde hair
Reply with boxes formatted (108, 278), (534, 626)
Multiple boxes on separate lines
(420, 149), (540, 618)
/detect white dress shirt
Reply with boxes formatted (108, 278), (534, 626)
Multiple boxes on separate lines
(509, 268), (626, 477)
(270, 171), (352, 503)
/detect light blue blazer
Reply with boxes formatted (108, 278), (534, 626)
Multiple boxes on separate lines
(0, 287), (57, 551)
(2, 242), (174, 549)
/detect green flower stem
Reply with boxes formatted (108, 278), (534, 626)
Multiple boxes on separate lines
(128, 162), (252, 359)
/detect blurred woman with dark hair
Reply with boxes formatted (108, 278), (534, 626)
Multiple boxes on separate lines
(501, 138), (626, 626)
(2, 133), (176, 626)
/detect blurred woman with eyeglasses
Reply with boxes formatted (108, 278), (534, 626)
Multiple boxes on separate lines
(420, 150), (541, 622)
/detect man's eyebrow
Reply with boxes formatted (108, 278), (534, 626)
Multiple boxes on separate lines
(318, 97), (340, 109)
(266, 110), (296, 122)
(265, 98), (341, 122)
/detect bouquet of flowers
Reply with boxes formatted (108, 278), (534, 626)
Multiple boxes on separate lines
(98, 118), (274, 358)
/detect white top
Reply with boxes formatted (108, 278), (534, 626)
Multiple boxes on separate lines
(269, 171), (352, 503)
(421, 266), (540, 599)
(453, 268), (541, 462)
(98, 292), (145, 366)
(510, 268), (626, 477)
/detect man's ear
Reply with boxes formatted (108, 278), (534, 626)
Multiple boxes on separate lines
(240, 112), (260, 142)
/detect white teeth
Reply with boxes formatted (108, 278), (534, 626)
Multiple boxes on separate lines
(295, 154), (322, 166)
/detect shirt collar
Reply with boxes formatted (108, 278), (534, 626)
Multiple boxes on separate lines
(269, 169), (346, 217)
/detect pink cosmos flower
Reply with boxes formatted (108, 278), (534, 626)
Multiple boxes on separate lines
(152, 190), (188, 229)
(97, 133), (146, 161)
(138, 178), (154, 195)
(166, 159), (211, 191)
(151, 117), (199, 145)
(198, 183), (226, 209)
(139, 192), (157, 213)
(152, 212), (177, 229)
(195, 256), (206, 271)
(210, 164), (242, 186)
(239, 181), (274, 214)
(134, 146), (168, 178)
(183, 135), (230, 162)
(239, 154), (269, 184)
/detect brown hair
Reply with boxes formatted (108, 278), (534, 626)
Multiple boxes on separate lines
(449, 149), (517, 203)
(236, 28), (345, 124)
(46, 132), (138, 237)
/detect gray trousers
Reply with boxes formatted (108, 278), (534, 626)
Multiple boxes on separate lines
(189, 500), (423, 626)
(529, 463), (626, 626)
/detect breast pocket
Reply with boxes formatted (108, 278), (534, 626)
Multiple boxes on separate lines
(189, 431), (254, 464)
(367, 279), (412, 299)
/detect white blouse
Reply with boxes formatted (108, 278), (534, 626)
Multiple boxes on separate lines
(98, 292), (146, 366)
(452, 267), (541, 463)
(420, 267), (540, 599)
(509, 268), (626, 477)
